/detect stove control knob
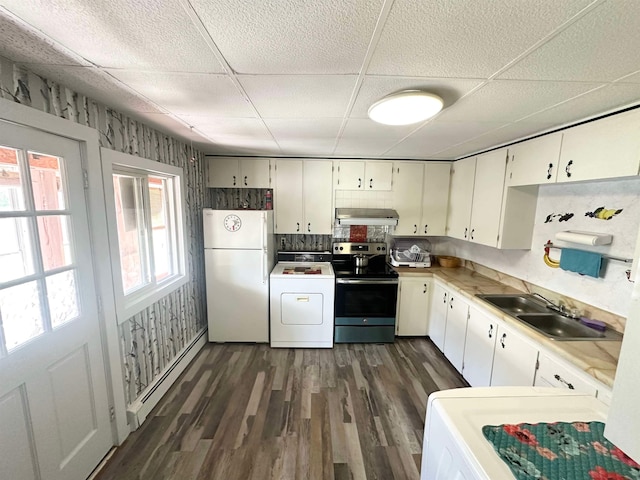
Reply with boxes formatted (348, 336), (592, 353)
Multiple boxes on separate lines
(377, 247), (381, 251)
(339, 246), (344, 251)
(382, 246), (386, 251)
(334, 246), (338, 251)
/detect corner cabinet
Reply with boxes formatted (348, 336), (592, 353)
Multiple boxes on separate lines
(335, 160), (392, 191)
(445, 157), (476, 242)
(273, 159), (333, 234)
(206, 157), (271, 188)
(396, 277), (431, 336)
(393, 162), (450, 236)
(557, 108), (640, 183)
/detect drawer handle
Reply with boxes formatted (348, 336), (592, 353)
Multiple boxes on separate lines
(424, 224), (428, 234)
(233, 175), (236, 186)
(554, 374), (575, 390)
(500, 333), (506, 348)
(297, 297), (309, 302)
(296, 222), (300, 232)
(547, 163), (553, 180)
(244, 175), (248, 186)
(413, 224), (417, 234)
(565, 160), (573, 178)
(488, 324), (493, 338)
(307, 222), (311, 232)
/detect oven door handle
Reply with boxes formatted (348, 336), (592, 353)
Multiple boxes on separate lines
(336, 279), (399, 285)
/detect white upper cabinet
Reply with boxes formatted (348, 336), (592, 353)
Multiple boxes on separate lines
(445, 156), (476, 241)
(421, 163), (451, 236)
(206, 157), (271, 188)
(558, 109), (640, 183)
(507, 133), (562, 186)
(468, 149), (508, 247)
(392, 162), (451, 236)
(392, 162), (425, 235)
(335, 160), (392, 190)
(274, 159), (333, 234)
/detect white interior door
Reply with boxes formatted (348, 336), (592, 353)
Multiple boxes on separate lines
(0, 121), (112, 480)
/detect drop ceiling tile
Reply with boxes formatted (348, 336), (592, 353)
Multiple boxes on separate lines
(24, 65), (163, 114)
(350, 76), (484, 118)
(435, 80), (603, 123)
(107, 71), (255, 117)
(367, 0), (594, 78)
(385, 121), (508, 158)
(1, 0), (224, 72)
(263, 118), (342, 156)
(239, 75), (357, 118)
(333, 118), (418, 157)
(189, 0), (383, 74)
(498, 0), (640, 82)
(132, 112), (212, 151)
(518, 83), (640, 127)
(617, 71), (640, 84)
(0, 11), (90, 66)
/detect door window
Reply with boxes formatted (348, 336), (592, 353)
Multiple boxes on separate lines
(0, 145), (79, 354)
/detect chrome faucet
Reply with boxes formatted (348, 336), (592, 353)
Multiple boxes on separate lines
(531, 292), (573, 317)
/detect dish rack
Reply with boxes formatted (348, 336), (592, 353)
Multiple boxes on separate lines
(390, 241), (432, 268)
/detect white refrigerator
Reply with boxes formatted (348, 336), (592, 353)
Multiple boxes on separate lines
(203, 209), (274, 343)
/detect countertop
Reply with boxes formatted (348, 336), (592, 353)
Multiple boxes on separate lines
(393, 266), (621, 388)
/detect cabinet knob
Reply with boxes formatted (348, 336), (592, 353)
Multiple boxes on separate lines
(547, 163), (553, 180)
(488, 324), (493, 338)
(500, 333), (506, 348)
(565, 160), (573, 178)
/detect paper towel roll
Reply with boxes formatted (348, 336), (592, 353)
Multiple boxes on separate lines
(555, 230), (612, 246)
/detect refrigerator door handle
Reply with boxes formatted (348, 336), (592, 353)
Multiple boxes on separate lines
(262, 214), (268, 284)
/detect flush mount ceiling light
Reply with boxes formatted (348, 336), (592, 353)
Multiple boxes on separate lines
(368, 90), (444, 126)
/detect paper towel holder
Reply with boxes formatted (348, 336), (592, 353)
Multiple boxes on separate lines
(543, 241), (632, 264)
(555, 230), (612, 246)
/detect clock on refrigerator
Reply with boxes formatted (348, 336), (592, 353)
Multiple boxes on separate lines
(223, 214), (242, 232)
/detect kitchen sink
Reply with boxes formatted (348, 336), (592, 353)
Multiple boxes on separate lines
(475, 294), (622, 341)
(475, 294), (548, 315)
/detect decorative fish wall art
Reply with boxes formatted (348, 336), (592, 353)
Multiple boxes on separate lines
(585, 206), (623, 220)
(544, 212), (574, 223)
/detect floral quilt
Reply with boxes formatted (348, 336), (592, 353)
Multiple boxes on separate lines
(482, 421), (640, 479)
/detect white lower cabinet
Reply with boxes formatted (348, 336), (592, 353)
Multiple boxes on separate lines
(461, 305), (498, 387)
(428, 282), (449, 351)
(396, 277), (431, 336)
(442, 293), (469, 374)
(490, 321), (539, 387)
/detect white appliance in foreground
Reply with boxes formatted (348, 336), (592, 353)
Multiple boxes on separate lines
(270, 251), (335, 348)
(203, 209), (274, 342)
(421, 387), (608, 480)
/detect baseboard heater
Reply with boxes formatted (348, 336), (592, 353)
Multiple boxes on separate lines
(126, 328), (207, 430)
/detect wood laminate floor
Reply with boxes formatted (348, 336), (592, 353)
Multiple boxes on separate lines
(96, 339), (467, 480)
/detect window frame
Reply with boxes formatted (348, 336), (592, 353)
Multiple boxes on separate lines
(101, 148), (188, 323)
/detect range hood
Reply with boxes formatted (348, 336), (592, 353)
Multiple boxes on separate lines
(335, 208), (399, 226)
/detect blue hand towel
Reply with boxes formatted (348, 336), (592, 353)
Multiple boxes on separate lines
(559, 248), (602, 278)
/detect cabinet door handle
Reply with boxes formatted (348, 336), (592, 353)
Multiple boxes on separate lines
(488, 324), (493, 338)
(244, 175), (248, 186)
(423, 284), (427, 294)
(296, 222), (300, 232)
(413, 224), (417, 234)
(470, 228), (475, 240)
(233, 175), (236, 186)
(369, 178), (373, 189)
(464, 227), (468, 239)
(443, 292), (447, 304)
(449, 297), (454, 309)
(546, 163), (553, 180)
(424, 224), (428, 234)
(565, 160), (573, 178)
(554, 374), (575, 390)
(500, 333), (506, 348)
(358, 178), (362, 188)
(307, 222), (311, 232)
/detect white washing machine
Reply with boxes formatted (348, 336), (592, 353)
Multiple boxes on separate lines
(270, 251), (335, 348)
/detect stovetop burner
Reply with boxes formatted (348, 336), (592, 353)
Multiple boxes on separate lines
(331, 242), (398, 279)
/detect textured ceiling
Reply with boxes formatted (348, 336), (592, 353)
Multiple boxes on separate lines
(1, 0), (640, 160)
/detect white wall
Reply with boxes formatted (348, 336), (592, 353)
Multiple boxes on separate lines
(431, 177), (640, 317)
